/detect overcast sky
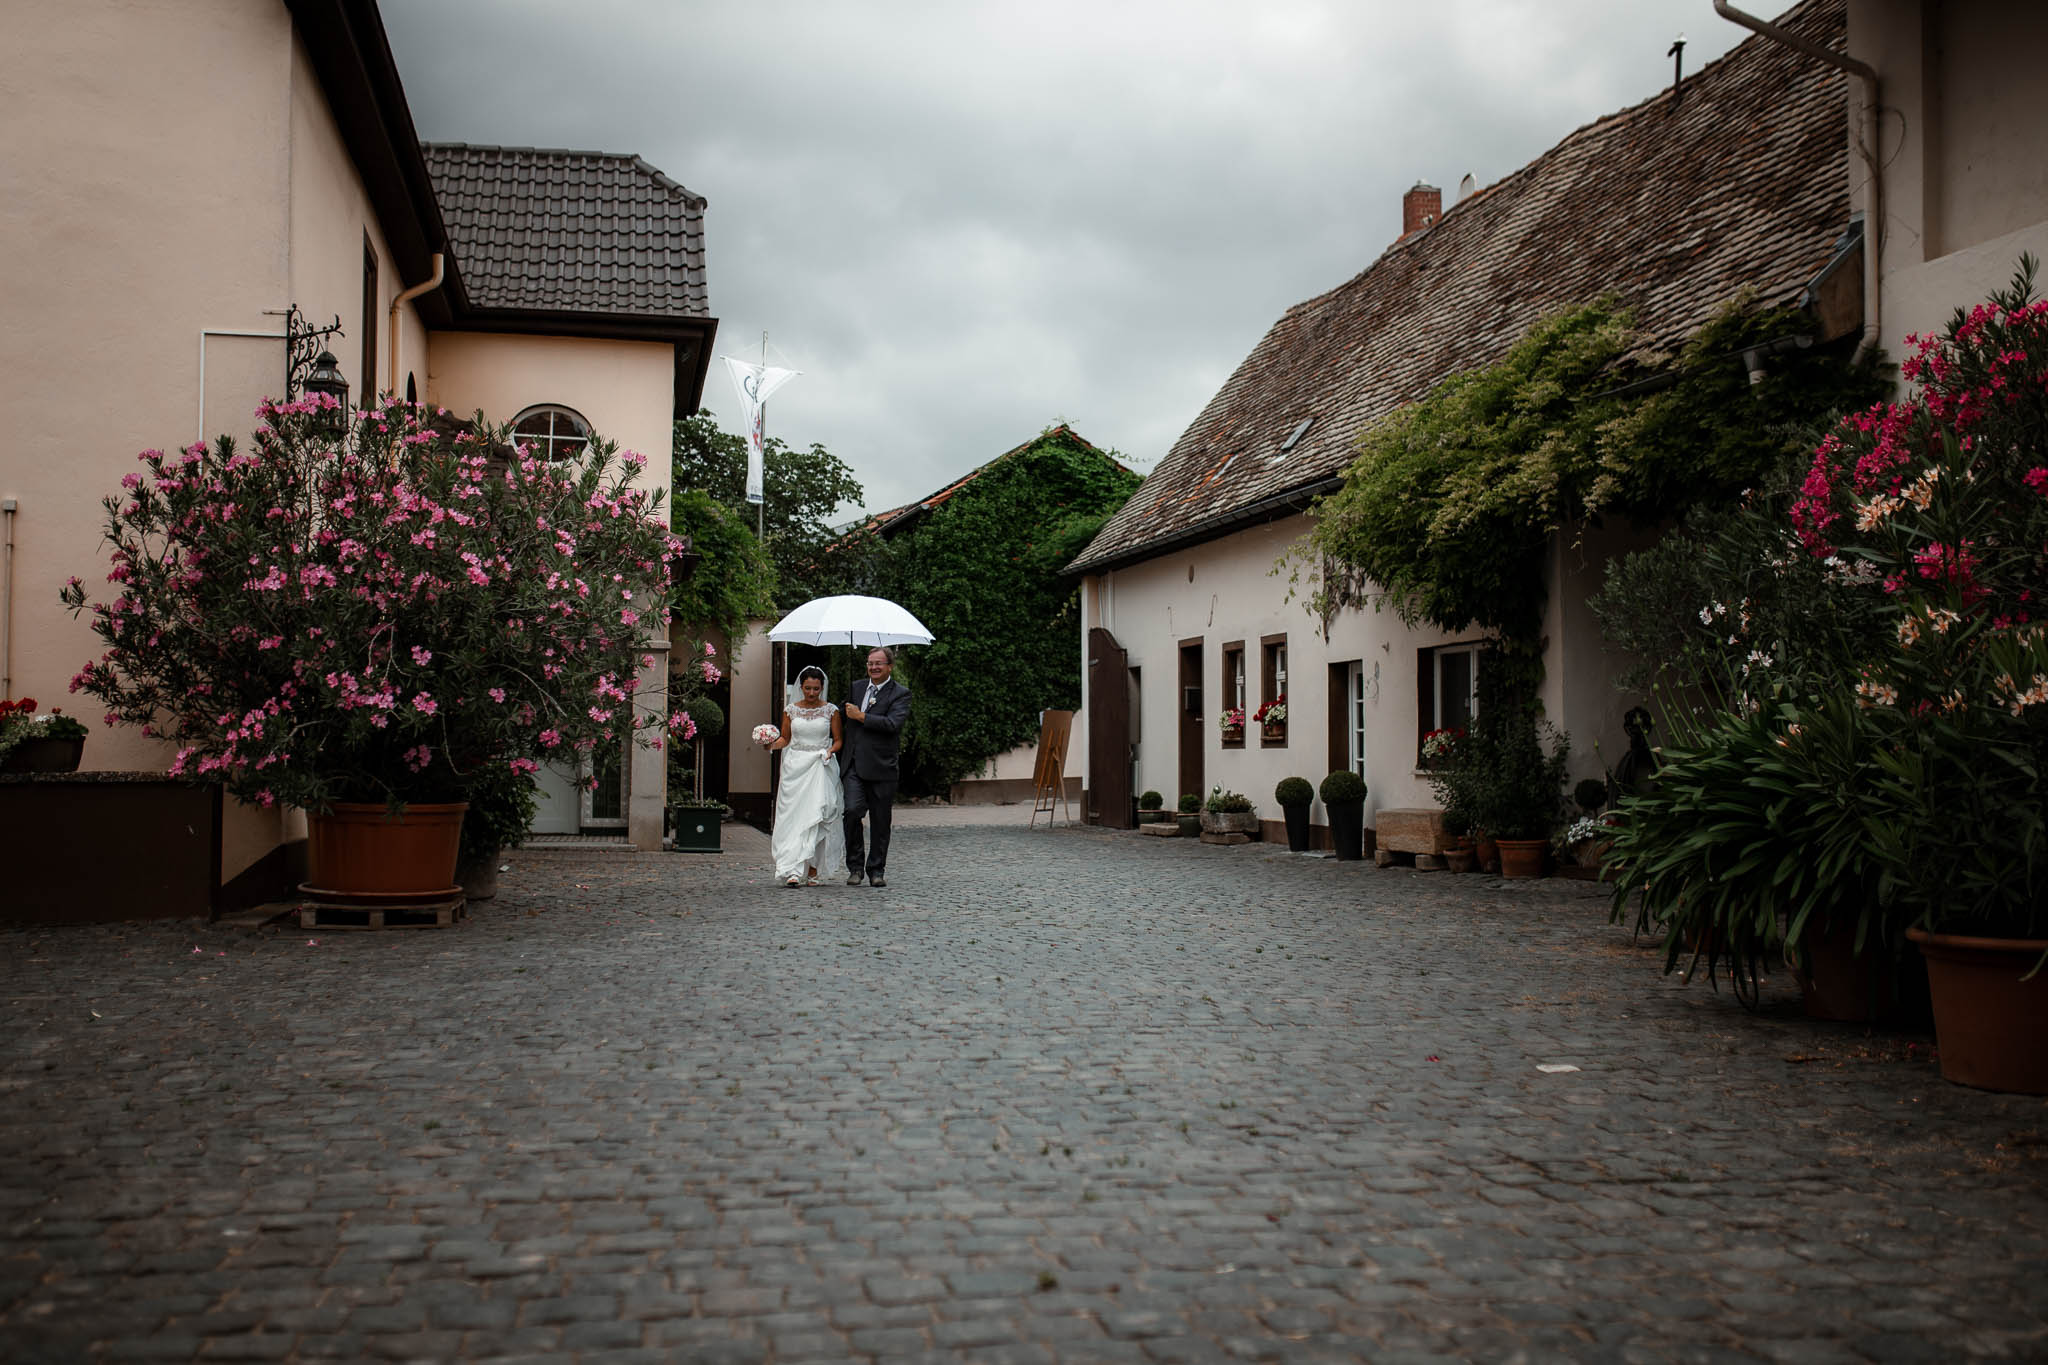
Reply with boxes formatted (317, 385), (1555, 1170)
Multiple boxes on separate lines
(382, 0), (1794, 519)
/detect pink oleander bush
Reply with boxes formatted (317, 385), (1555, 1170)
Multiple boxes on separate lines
(1610, 259), (2048, 970)
(62, 395), (688, 812)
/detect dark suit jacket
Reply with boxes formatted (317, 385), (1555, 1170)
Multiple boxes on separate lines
(841, 677), (911, 782)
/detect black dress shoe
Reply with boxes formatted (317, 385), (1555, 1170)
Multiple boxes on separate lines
(845, 871), (864, 886)
(868, 875), (886, 888)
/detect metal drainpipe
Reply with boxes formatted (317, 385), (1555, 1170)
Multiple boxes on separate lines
(387, 253), (445, 399)
(1712, 1), (1883, 366)
(1, 499), (15, 699)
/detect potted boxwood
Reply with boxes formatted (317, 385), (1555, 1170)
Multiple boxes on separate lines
(1175, 792), (1202, 837)
(1137, 789), (1171, 824)
(669, 798), (731, 852)
(1469, 706), (1568, 879)
(0, 700), (89, 773)
(1274, 776), (1313, 851)
(1200, 786), (1259, 838)
(1319, 769), (1366, 861)
(63, 395), (680, 901)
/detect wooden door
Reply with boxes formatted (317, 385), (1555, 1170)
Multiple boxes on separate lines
(1178, 639), (1204, 806)
(1087, 627), (1132, 827)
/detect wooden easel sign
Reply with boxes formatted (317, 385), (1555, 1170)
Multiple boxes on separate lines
(1030, 709), (1074, 828)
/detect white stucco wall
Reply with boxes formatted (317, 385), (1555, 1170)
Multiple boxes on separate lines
(1080, 513), (1644, 832)
(1848, 1), (2048, 364)
(0, 0), (437, 882)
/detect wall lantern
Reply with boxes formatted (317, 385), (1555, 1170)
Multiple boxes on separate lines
(302, 351), (350, 425)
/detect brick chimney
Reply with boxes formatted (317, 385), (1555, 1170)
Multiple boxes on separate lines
(1401, 181), (1442, 239)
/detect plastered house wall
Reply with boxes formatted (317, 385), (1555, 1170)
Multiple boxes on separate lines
(0, 0), (434, 883)
(1847, 1), (2048, 360)
(1078, 513), (1649, 832)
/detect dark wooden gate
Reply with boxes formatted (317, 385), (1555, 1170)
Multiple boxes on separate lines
(1178, 638), (1204, 805)
(1087, 627), (1132, 827)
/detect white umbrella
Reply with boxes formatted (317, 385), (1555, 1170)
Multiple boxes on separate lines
(767, 594), (934, 647)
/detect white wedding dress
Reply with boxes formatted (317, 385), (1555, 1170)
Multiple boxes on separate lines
(770, 705), (847, 882)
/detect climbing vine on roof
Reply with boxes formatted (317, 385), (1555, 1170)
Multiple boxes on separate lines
(1302, 294), (1888, 647)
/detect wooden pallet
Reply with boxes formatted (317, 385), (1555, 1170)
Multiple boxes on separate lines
(297, 896), (465, 930)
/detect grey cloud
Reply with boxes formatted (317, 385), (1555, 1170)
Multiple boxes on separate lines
(383, 0), (1789, 515)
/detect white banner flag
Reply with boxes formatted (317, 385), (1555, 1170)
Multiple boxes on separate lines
(722, 357), (800, 505)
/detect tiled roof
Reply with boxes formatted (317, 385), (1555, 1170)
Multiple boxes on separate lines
(1071, 0), (1850, 575)
(421, 143), (709, 318)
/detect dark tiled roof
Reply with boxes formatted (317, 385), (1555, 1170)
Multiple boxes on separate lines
(1071, 0), (1850, 574)
(421, 143), (709, 318)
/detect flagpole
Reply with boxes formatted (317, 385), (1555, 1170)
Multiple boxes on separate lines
(757, 331), (768, 539)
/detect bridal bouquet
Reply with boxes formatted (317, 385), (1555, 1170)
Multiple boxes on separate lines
(751, 723), (780, 746)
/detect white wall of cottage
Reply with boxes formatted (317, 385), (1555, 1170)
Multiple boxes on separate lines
(1078, 512), (1653, 833)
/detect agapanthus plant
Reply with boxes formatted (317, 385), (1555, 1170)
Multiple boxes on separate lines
(63, 395), (687, 812)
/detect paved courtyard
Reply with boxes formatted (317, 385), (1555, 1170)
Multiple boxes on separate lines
(3, 812), (2047, 1363)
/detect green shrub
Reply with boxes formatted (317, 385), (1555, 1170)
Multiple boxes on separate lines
(1440, 807), (1471, 838)
(460, 766), (539, 865)
(1138, 789), (1164, 810)
(1607, 692), (1884, 992)
(688, 695), (726, 740)
(1204, 787), (1254, 814)
(1177, 793), (1201, 813)
(1319, 769), (1365, 805)
(1274, 777), (1313, 807)
(1573, 777), (1607, 813)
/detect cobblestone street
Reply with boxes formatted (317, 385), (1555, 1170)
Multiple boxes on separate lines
(4, 815), (2047, 1363)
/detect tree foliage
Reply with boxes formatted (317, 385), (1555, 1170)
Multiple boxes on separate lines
(847, 428), (1140, 795)
(671, 410), (864, 609)
(668, 487), (776, 650)
(1304, 296), (1888, 649)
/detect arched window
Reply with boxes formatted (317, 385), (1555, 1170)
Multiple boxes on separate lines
(509, 404), (592, 461)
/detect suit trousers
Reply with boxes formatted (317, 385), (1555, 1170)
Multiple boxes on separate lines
(842, 771), (897, 877)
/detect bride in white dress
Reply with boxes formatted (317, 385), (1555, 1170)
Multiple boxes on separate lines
(762, 666), (848, 887)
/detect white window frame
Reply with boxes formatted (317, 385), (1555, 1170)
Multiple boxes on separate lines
(1347, 660), (1367, 781)
(510, 403), (593, 462)
(1431, 642), (1480, 735)
(1232, 651), (1246, 712)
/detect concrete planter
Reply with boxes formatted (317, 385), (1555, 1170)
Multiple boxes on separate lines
(1199, 810), (1261, 838)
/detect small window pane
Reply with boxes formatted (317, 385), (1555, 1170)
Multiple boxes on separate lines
(1440, 650), (1474, 730)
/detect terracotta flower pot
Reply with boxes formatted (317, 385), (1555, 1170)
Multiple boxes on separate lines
(1475, 835), (1500, 874)
(1495, 838), (1548, 879)
(1906, 927), (2048, 1094)
(303, 801), (467, 902)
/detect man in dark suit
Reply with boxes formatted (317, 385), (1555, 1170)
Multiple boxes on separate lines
(841, 646), (911, 887)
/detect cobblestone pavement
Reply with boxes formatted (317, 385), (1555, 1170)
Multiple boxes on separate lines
(4, 820), (2048, 1364)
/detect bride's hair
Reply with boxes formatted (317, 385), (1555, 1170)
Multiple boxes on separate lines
(796, 665), (826, 686)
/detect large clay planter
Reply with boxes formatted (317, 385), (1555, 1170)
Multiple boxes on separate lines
(1, 737), (84, 773)
(1327, 799), (1365, 861)
(1495, 838), (1548, 879)
(1907, 928), (2048, 1094)
(303, 801), (466, 902)
(1280, 803), (1311, 852)
(1175, 813), (1202, 837)
(1795, 915), (1928, 1025)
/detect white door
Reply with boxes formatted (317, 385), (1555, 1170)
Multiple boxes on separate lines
(531, 760), (580, 834)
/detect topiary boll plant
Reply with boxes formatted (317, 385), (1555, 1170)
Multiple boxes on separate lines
(1177, 793), (1202, 814)
(1138, 789), (1164, 810)
(1275, 776), (1314, 807)
(1319, 769), (1366, 806)
(1574, 777), (1608, 814)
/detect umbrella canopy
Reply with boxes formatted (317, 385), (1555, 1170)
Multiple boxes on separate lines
(767, 594), (935, 648)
